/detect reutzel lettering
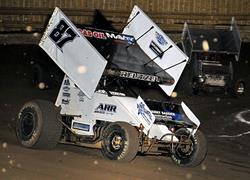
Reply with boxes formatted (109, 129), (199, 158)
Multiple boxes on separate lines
(120, 71), (160, 82)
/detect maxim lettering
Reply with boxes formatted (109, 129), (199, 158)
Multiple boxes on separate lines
(106, 33), (134, 44)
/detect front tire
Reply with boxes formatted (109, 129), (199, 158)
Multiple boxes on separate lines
(171, 128), (207, 167)
(101, 122), (139, 162)
(16, 100), (62, 149)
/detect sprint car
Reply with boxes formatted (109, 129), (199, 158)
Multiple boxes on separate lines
(16, 6), (207, 167)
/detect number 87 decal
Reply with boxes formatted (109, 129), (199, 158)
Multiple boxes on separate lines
(49, 19), (79, 52)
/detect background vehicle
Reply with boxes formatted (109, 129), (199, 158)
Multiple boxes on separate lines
(181, 18), (245, 96)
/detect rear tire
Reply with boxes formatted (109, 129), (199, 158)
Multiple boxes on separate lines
(171, 128), (207, 167)
(101, 122), (139, 162)
(16, 100), (62, 149)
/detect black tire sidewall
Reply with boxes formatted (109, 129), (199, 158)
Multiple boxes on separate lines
(171, 129), (207, 167)
(16, 100), (62, 149)
(16, 102), (43, 147)
(101, 122), (139, 161)
(102, 124), (127, 160)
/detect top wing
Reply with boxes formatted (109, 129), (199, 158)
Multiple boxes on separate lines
(123, 5), (188, 96)
(39, 7), (107, 99)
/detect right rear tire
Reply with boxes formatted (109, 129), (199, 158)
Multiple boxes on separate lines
(16, 100), (62, 149)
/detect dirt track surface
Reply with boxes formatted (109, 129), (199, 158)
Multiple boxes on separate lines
(1, 78), (250, 180)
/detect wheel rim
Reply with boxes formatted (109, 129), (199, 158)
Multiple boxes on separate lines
(20, 111), (36, 140)
(108, 131), (124, 152)
(111, 134), (123, 150)
(173, 129), (197, 162)
(175, 135), (194, 158)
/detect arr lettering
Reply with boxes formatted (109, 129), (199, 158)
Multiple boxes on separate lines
(95, 103), (117, 113)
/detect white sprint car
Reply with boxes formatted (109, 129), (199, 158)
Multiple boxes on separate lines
(16, 6), (207, 167)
